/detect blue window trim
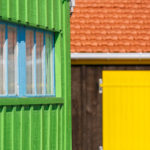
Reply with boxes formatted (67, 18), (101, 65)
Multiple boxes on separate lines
(0, 21), (56, 97)
(53, 33), (56, 96)
(43, 32), (46, 95)
(33, 30), (37, 95)
(18, 26), (26, 97)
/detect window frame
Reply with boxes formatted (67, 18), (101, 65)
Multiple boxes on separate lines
(0, 21), (56, 98)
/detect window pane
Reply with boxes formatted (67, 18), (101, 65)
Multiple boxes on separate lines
(45, 33), (54, 95)
(8, 26), (17, 94)
(26, 30), (34, 94)
(0, 25), (5, 94)
(36, 32), (44, 94)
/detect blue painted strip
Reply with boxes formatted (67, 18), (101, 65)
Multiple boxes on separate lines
(52, 32), (56, 96)
(5, 24), (8, 95)
(24, 94), (55, 98)
(0, 94), (55, 98)
(18, 26), (26, 96)
(43, 32), (46, 94)
(34, 30), (37, 95)
(0, 95), (19, 98)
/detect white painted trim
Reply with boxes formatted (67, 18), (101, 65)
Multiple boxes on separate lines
(70, 0), (75, 12)
(71, 53), (150, 60)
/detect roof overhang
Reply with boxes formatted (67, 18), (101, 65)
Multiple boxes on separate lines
(71, 53), (150, 59)
(71, 53), (150, 65)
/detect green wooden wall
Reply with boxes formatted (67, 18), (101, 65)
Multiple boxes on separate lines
(0, 0), (72, 149)
(0, 0), (62, 31)
(0, 104), (63, 150)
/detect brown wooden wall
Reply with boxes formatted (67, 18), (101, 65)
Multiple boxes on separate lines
(71, 65), (150, 150)
(71, 65), (102, 150)
(72, 65), (150, 150)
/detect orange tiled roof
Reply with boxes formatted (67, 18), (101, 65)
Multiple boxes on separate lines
(70, 0), (150, 53)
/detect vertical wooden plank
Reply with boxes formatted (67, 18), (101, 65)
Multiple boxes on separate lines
(36, 0), (39, 25)
(55, 33), (62, 97)
(9, 0), (17, 20)
(38, 0), (46, 27)
(60, 105), (64, 150)
(86, 66), (94, 150)
(86, 66), (102, 150)
(7, 0), (10, 19)
(59, 105), (63, 150)
(13, 106), (22, 150)
(19, 0), (26, 23)
(53, 0), (60, 31)
(31, 105), (42, 150)
(81, 65), (87, 150)
(27, 0), (37, 25)
(0, 106), (4, 150)
(43, 105), (50, 150)
(16, 0), (19, 20)
(22, 106), (30, 150)
(50, 105), (57, 150)
(47, 0), (54, 30)
(4, 106), (13, 150)
(40, 106), (43, 150)
(71, 66), (82, 150)
(56, 105), (59, 150)
(0, 0), (3, 17)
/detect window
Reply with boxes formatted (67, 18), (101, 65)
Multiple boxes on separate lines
(0, 22), (55, 97)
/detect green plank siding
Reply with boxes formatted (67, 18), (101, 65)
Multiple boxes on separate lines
(19, 0), (26, 22)
(27, 0), (37, 25)
(54, 0), (60, 31)
(0, 0), (8, 18)
(9, 0), (17, 20)
(13, 106), (22, 150)
(0, 0), (61, 31)
(0, 104), (63, 150)
(47, 0), (54, 30)
(38, 0), (46, 27)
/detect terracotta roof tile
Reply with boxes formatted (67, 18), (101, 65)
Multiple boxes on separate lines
(71, 0), (150, 53)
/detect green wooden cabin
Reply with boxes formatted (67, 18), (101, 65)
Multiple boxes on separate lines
(0, 0), (72, 150)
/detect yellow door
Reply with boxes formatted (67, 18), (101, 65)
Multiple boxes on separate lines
(103, 71), (150, 150)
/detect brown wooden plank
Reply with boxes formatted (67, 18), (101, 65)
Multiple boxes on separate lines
(71, 66), (82, 150)
(81, 65), (87, 150)
(85, 66), (101, 150)
(86, 66), (94, 150)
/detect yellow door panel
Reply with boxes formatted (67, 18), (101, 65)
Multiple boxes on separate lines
(103, 71), (150, 150)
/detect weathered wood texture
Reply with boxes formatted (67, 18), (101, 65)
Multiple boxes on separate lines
(71, 65), (102, 150)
